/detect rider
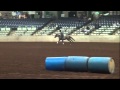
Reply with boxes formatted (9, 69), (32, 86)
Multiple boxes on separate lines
(59, 30), (64, 40)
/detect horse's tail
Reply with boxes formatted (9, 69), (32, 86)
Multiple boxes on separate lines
(70, 36), (75, 41)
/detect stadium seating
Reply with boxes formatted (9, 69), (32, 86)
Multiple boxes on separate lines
(34, 22), (58, 36)
(72, 15), (120, 35)
(0, 19), (51, 28)
(90, 15), (120, 35)
(0, 18), (52, 36)
(0, 15), (119, 36)
(35, 17), (88, 36)
(0, 27), (11, 36)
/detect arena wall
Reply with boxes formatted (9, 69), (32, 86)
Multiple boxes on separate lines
(0, 35), (119, 43)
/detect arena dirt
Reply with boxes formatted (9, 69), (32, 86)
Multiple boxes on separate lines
(0, 42), (119, 79)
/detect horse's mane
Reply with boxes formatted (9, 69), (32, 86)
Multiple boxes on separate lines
(56, 33), (60, 36)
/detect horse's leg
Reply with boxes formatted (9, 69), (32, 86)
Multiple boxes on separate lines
(69, 37), (75, 44)
(69, 37), (75, 45)
(70, 36), (75, 41)
(71, 39), (74, 42)
(70, 40), (72, 45)
(62, 40), (64, 45)
(67, 39), (72, 45)
(57, 40), (59, 44)
(57, 39), (60, 44)
(72, 37), (75, 41)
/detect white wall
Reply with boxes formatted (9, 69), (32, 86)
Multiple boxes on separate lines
(49, 11), (58, 18)
(62, 11), (69, 17)
(0, 35), (119, 43)
(45, 11), (58, 18)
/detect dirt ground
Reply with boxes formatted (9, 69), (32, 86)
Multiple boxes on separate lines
(0, 42), (119, 79)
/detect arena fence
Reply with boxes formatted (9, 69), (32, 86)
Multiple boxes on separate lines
(0, 35), (119, 43)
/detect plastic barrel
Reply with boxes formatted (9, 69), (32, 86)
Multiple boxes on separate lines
(65, 56), (89, 71)
(45, 57), (68, 71)
(88, 57), (115, 74)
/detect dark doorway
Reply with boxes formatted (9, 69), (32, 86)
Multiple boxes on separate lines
(68, 11), (77, 17)
(58, 11), (63, 18)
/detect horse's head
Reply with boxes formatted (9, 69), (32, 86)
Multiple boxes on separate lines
(54, 34), (59, 38)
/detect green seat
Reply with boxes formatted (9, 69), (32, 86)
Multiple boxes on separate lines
(1, 28), (5, 31)
(22, 27), (27, 30)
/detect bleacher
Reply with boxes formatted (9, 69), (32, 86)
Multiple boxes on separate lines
(72, 15), (120, 35)
(71, 25), (95, 35)
(0, 18), (52, 36)
(34, 18), (88, 36)
(90, 15), (120, 35)
(53, 18), (88, 36)
(0, 15), (119, 36)
(0, 27), (11, 36)
(34, 21), (58, 36)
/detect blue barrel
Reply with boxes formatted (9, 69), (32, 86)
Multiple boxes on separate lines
(88, 57), (115, 74)
(45, 57), (68, 71)
(65, 56), (89, 71)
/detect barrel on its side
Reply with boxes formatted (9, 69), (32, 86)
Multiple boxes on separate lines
(65, 56), (89, 71)
(88, 57), (115, 74)
(45, 57), (68, 71)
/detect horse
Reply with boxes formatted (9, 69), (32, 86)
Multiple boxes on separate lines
(54, 34), (75, 45)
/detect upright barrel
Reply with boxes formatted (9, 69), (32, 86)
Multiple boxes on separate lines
(45, 57), (68, 71)
(65, 56), (89, 71)
(88, 57), (115, 74)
